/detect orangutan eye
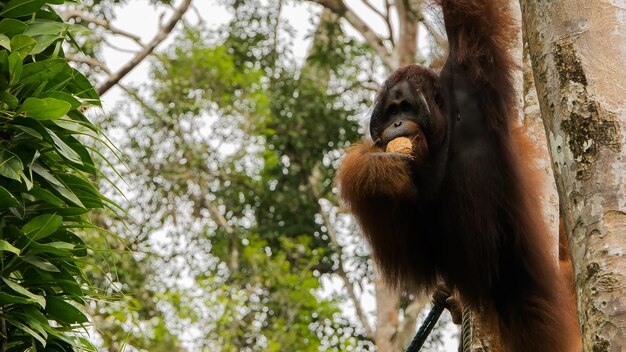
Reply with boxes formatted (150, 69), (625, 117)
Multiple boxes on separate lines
(400, 101), (411, 113)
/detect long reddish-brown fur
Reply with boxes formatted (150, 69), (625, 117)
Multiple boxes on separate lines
(336, 0), (581, 350)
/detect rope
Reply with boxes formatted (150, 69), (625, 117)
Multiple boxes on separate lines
(404, 302), (446, 352)
(404, 299), (473, 352)
(461, 306), (473, 352)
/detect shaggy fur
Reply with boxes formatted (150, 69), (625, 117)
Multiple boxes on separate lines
(336, 0), (581, 350)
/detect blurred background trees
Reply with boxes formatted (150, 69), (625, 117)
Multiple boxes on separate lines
(42, 0), (455, 350)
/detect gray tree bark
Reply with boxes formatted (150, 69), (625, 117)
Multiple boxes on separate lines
(520, 1), (626, 351)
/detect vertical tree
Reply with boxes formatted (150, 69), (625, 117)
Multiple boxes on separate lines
(521, 1), (626, 350)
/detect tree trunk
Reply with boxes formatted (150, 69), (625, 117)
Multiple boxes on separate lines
(521, 36), (560, 263)
(395, 0), (419, 68)
(520, 1), (626, 351)
(374, 273), (400, 352)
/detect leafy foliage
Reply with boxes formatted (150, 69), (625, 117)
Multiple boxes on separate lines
(0, 1), (119, 350)
(90, 2), (379, 348)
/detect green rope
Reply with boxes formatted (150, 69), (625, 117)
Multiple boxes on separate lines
(404, 300), (473, 352)
(404, 302), (446, 352)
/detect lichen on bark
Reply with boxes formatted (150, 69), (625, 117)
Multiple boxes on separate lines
(553, 40), (621, 180)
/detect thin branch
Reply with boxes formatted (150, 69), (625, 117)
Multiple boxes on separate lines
(60, 10), (143, 45)
(201, 197), (239, 274)
(96, 0), (192, 96)
(384, 0), (395, 46)
(421, 15), (447, 48)
(327, 79), (380, 98)
(393, 297), (428, 348)
(361, 80), (382, 92)
(362, 0), (385, 19)
(190, 4), (204, 24)
(361, 0), (395, 47)
(308, 167), (374, 338)
(102, 37), (140, 54)
(66, 54), (111, 74)
(310, 0), (394, 71)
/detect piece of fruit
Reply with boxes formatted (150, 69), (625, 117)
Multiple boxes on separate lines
(386, 136), (413, 155)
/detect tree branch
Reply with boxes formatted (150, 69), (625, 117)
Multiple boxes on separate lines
(310, 0), (394, 71)
(102, 37), (140, 54)
(383, 0), (395, 46)
(362, 0), (385, 19)
(395, 0), (419, 67)
(361, 0), (395, 47)
(392, 297), (428, 349)
(60, 10), (143, 45)
(201, 197), (239, 274)
(66, 54), (111, 74)
(308, 167), (374, 338)
(96, 0), (192, 96)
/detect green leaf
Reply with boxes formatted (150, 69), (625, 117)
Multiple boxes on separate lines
(66, 68), (100, 106)
(39, 91), (81, 109)
(25, 241), (72, 257)
(10, 34), (36, 58)
(0, 148), (23, 181)
(24, 22), (66, 55)
(30, 185), (66, 207)
(19, 170), (32, 190)
(53, 118), (98, 137)
(45, 295), (88, 323)
(0, 185), (19, 207)
(0, 19), (28, 37)
(39, 61), (72, 92)
(7, 51), (22, 86)
(46, 241), (75, 250)
(0, 0), (46, 18)
(41, 278), (83, 297)
(41, 206), (89, 217)
(20, 58), (66, 85)
(0, 292), (32, 305)
(11, 307), (49, 340)
(0, 91), (18, 109)
(11, 320), (47, 347)
(51, 231), (86, 256)
(0, 50), (8, 83)
(30, 34), (62, 55)
(21, 97), (71, 120)
(58, 173), (102, 208)
(0, 239), (20, 254)
(13, 124), (42, 139)
(22, 256), (60, 272)
(11, 116), (46, 137)
(0, 33), (9, 49)
(1, 277), (46, 308)
(58, 135), (95, 173)
(32, 163), (84, 207)
(21, 214), (62, 240)
(45, 128), (82, 164)
(24, 21), (65, 37)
